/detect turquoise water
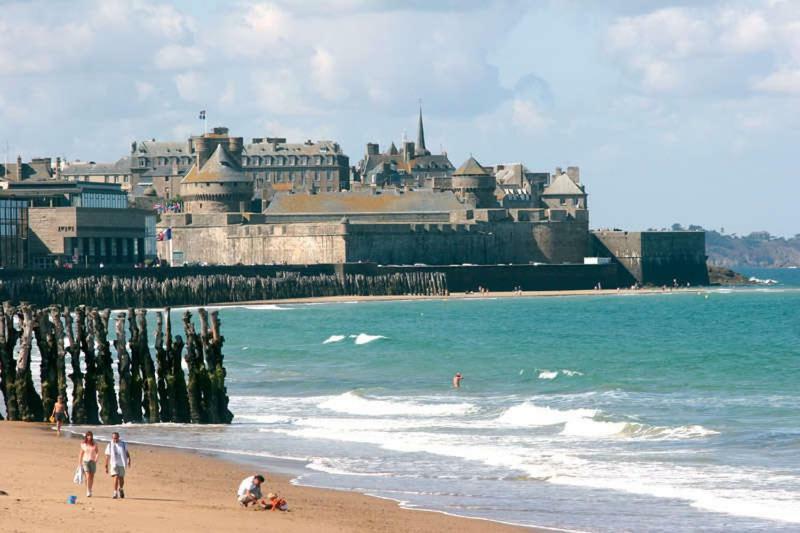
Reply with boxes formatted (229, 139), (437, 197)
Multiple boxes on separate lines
(65, 270), (799, 531)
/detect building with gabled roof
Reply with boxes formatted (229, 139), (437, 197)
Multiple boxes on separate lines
(541, 168), (587, 216)
(357, 108), (454, 189)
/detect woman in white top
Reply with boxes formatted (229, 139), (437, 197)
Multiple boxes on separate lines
(78, 431), (99, 497)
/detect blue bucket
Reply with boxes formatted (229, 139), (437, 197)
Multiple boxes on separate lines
(67, 495), (77, 504)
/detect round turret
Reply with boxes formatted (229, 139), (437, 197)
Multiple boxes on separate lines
(180, 145), (252, 213)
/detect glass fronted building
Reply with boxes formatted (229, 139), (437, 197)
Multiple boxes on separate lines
(0, 198), (28, 268)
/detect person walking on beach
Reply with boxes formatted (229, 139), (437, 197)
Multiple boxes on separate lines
(237, 474), (266, 508)
(78, 431), (99, 497)
(452, 372), (463, 388)
(104, 432), (131, 499)
(51, 396), (67, 435)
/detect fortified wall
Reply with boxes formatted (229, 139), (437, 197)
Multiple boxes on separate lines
(160, 210), (589, 266)
(590, 230), (709, 286)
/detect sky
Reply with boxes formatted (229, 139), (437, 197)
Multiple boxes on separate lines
(0, 0), (798, 236)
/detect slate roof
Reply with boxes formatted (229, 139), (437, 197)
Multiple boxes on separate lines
(362, 153), (453, 174)
(244, 140), (343, 156)
(542, 173), (585, 196)
(60, 157), (131, 176)
(265, 189), (463, 215)
(453, 156), (489, 177)
(181, 145), (250, 184)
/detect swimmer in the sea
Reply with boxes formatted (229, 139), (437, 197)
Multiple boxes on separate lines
(452, 372), (463, 388)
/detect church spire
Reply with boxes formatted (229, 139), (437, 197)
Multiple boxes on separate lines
(416, 104), (429, 156)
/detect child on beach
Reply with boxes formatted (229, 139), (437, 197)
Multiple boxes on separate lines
(78, 431), (98, 497)
(51, 396), (67, 434)
(265, 492), (288, 511)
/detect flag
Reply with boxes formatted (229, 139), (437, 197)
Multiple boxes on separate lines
(157, 228), (172, 241)
(199, 110), (206, 119)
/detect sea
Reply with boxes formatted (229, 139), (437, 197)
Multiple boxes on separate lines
(27, 267), (800, 531)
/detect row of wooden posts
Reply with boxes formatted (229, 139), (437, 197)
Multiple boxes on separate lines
(0, 302), (232, 425)
(0, 271), (449, 308)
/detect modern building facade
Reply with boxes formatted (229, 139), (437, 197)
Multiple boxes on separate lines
(0, 198), (28, 269)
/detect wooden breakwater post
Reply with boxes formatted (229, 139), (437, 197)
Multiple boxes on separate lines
(0, 304), (232, 426)
(0, 270), (449, 308)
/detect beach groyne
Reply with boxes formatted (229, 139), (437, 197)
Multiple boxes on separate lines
(0, 303), (231, 425)
(0, 269), (448, 308)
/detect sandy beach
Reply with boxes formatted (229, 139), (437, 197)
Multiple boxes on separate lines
(0, 423), (537, 533)
(208, 286), (707, 308)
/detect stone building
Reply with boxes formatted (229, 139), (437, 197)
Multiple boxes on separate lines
(540, 167), (587, 217)
(60, 157), (133, 192)
(450, 156), (499, 208)
(0, 156), (56, 183)
(356, 109), (454, 189)
(130, 127), (349, 205)
(180, 143), (252, 214)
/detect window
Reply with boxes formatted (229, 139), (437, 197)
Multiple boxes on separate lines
(560, 198), (566, 205)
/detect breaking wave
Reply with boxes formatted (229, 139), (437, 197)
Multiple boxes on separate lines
(318, 391), (475, 417)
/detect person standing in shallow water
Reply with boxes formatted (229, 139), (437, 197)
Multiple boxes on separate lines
(105, 431), (131, 499)
(452, 373), (463, 388)
(78, 431), (99, 497)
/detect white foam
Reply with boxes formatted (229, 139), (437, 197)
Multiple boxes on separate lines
(353, 333), (387, 345)
(496, 402), (597, 427)
(323, 335), (346, 344)
(538, 370), (558, 380)
(561, 418), (629, 437)
(307, 457), (391, 477)
(237, 414), (293, 424)
(561, 369), (583, 377)
(318, 391), (474, 417)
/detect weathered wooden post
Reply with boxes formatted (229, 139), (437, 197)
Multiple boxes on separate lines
(0, 303), (19, 421)
(64, 306), (86, 424)
(35, 308), (59, 421)
(126, 308), (144, 423)
(154, 311), (170, 422)
(50, 306), (70, 422)
(166, 309), (190, 423)
(114, 312), (134, 423)
(197, 309), (219, 424)
(182, 310), (207, 423)
(136, 309), (160, 423)
(94, 309), (121, 425)
(209, 310), (233, 423)
(14, 304), (44, 422)
(77, 306), (100, 425)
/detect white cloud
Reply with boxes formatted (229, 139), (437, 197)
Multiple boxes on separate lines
(754, 68), (800, 94)
(511, 99), (551, 133)
(720, 10), (771, 53)
(155, 45), (204, 70)
(135, 81), (156, 101)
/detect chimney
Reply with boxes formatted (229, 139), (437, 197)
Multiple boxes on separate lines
(366, 143), (379, 156)
(403, 141), (415, 162)
(566, 166), (580, 184)
(15, 155), (22, 181)
(56, 157), (62, 178)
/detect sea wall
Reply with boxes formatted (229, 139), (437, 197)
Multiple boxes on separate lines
(590, 230), (709, 286)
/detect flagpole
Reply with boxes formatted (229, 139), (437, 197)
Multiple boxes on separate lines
(169, 229), (174, 267)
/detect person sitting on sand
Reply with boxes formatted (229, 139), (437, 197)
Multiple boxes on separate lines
(105, 431), (131, 499)
(453, 372), (463, 388)
(265, 492), (288, 511)
(78, 431), (99, 497)
(51, 396), (67, 435)
(237, 474), (266, 508)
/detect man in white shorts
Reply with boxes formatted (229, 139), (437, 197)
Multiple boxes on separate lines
(104, 432), (131, 499)
(237, 474), (266, 508)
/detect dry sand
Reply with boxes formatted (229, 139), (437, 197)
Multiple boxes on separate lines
(0, 422), (538, 533)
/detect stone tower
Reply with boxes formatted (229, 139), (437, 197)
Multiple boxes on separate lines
(180, 144), (252, 213)
(451, 156), (498, 209)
